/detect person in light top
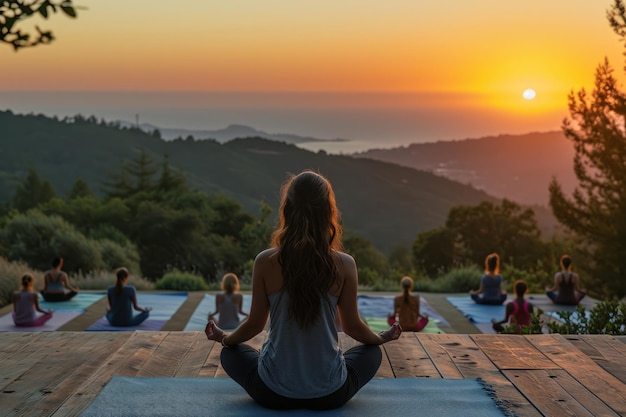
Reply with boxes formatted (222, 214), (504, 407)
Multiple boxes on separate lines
(13, 273), (53, 327)
(208, 272), (248, 329)
(205, 170), (401, 410)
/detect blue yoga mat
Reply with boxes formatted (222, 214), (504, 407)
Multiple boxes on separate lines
(357, 295), (449, 327)
(85, 293), (187, 332)
(184, 294), (251, 331)
(40, 292), (106, 312)
(80, 376), (512, 417)
(446, 296), (505, 334)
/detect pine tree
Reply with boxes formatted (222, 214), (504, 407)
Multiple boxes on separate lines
(549, 1), (626, 298)
(12, 168), (56, 212)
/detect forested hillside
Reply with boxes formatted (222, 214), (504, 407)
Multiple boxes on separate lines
(0, 111), (505, 251)
(354, 131), (576, 206)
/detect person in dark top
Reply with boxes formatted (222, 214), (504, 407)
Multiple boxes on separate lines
(41, 257), (79, 302)
(470, 253), (507, 305)
(492, 280), (533, 333)
(106, 267), (151, 326)
(546, 255), (586, 305)
(204, 170), (401, 410)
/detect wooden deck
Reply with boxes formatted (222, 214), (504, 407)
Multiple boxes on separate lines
(1, 332), (626, 416)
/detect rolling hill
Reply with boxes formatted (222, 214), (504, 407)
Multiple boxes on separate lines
(353, 131), (577, 206)
(0, 111), (558, 251)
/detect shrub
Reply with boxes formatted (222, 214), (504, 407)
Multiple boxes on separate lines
(547, 301), (626, 335)
(413, 265), (482, 293)
(0, 210), (103, 274)
(94, 238), (141, 273)
(155, 271), (208, 291)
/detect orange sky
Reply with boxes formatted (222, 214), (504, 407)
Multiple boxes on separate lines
(2, 1), (625, 115)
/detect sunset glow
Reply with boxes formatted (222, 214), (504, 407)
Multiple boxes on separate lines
(1, 1), (624, 145)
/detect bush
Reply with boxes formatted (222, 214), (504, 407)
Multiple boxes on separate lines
(547, 301), (626, 335)
(413, 265), (482, 292)
(94, 238), (141, 274)
(0, 210), (103, 274)
(155, 271), (208, 291)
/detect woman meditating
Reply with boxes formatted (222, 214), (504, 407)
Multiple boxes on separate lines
(545, 254), (587, 305)
(106, 267), (151, 326)
(13, 273), (53, 327)
(491, 280), (534, 333)
(389, 276), (429, 332)
(205, 170), (401, 410)
(41, 257), (79, 302)
(208, 272), (248, 329)
(470, 253), (507, 305)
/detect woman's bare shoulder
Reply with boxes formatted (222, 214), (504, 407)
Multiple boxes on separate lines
(335, 251), (355, 266)
(255, 247), (278, 262)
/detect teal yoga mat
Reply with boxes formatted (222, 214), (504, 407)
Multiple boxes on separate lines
(39, 292), (105, 312)
(80, 376), (513, 417)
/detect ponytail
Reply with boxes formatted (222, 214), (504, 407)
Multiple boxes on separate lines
(21, 273), (34, 291)
(115, 267), (128, 296)
(400, 276), (413, 304)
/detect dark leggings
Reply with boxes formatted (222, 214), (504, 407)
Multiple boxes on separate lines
(41, 291), (77, 302)
(220, 343), (382, 410)
(106, 311), (150, 326)
(471, 292), (507, 305)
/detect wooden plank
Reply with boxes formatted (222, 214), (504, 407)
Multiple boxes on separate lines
(24, 333), (131, 417)
(175, 332), (212, 378)
(136, 332), (198, 377)
(528, 334), (626, 416)
(0, 333), (81, 394)
(1, 332), (88, 416)
(53, 332), (168, 417)
(161, 292), (205, 331)
(423, 334), (542, 417)
(576, 335), (626, 385)
(419, 334), (463, 379)
(472, 334), (560, 370)
(383, 332), (440, 378)
(502, 369), (619, 417)
(199, 340), (222, 378)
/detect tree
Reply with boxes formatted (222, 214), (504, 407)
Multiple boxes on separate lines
(12, 168), (56, 212)
(446, 199), (543, 270)
(548, 0), (626, 298)
(1, 0), (78, 51)
(412, 227), (457, 277)
(68, 178), (93, 199)
(156, 155), (187, 193)
(126, 148), (158, 193)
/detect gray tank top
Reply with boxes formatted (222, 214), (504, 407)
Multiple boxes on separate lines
(217, 293), (240, 329)
(258, 291), (347, 399)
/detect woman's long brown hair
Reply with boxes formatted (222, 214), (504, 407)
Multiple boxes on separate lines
(270, 170), (343, 329)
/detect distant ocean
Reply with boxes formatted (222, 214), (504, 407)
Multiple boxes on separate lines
(0, 91), (564, 154)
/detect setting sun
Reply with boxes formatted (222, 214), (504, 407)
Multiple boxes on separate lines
(522, 89), (537, 100)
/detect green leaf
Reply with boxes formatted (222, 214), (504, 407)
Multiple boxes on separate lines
(38, 5), (48, 18)
(60, 5), (76, 17)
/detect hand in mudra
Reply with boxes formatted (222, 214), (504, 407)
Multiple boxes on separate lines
(379, 322), (402, 343)
(205, 320), (225, 342)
